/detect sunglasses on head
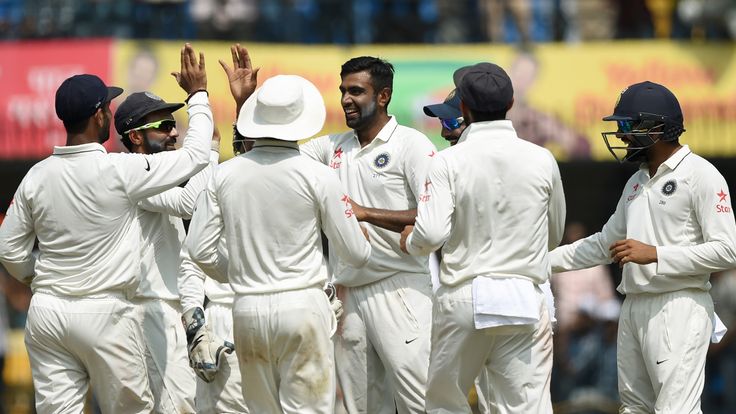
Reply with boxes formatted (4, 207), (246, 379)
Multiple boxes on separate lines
(126, 119), (176, 134)
(440, 117), (464, 131)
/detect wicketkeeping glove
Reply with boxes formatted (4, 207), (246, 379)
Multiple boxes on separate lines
(324, 282), (343, 321)
(181, 307), (235, 383)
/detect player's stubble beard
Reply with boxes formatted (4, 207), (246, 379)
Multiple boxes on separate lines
(346, 98), (377, 131)
(98, 111), (111, 144)
(142, 131), (175, 154)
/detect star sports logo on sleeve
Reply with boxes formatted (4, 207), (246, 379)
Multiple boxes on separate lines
(627, 183), (640, 202)
(716, 189), (731, 213)
(341, 194), (354, 218)
(330, 147), (343, 169)
(419, 179), (432, 203)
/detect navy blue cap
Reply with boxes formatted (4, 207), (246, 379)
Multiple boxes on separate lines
(603, 81), (683, 126)
(423, 89), (462, 119)
(55, 74), (123, 123)
(453, 63), (513, 113)
(115, 92), (184, 135)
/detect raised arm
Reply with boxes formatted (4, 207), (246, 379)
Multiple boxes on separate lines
(115, 44), (214, 202)
(139, 131), (220, 218)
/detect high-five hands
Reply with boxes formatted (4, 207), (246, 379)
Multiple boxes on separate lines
(172, 43), (207, 95)
(219, 44), (260, 113)
(609, 239), (657, 267)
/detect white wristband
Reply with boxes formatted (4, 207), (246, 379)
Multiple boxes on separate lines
(211, 140), (220, 153)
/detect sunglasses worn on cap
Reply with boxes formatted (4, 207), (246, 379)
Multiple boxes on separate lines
(440, 117), (464, 131)
(126, 119), (176, 134)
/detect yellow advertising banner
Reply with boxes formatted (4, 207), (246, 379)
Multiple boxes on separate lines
(113, 40), (736, 161)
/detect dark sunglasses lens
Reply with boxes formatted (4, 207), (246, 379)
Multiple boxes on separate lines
(441, 118), (460, 130)
(158, 121), (176, 133)
(617, 120), (634, 133)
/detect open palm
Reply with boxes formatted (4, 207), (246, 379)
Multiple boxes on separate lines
(219, 44), (260, 112)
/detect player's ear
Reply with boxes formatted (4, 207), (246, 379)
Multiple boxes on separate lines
(93, 108), (106, 129)
(377, 87), (392, 109)
(128, 130), (144, 146)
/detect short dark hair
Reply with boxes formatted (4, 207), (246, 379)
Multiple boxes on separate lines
(469, 108), (507, 122)
(340, 56), (394, 93)
(62, 117), (91, 135)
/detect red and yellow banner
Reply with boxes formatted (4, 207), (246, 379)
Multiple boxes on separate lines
(2, 39), (736, 161)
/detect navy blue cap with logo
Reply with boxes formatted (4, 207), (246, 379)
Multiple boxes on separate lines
(114, 92), (184, 136)
(423, 89), (462, 120)
(55, 74), (123, 123)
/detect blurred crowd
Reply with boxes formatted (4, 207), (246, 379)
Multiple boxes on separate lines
(2, 0), (736, 43)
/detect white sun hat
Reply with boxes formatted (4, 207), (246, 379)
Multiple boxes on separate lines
(236, 74), (326, 142)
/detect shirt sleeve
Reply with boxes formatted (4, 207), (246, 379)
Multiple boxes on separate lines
(178, 245), (206, 312)
(185, 175), (229, 282)
(407, 155), (453, 256)
(550, 191), (627, 273)
(0, 183), (36, 284)
(316, 169), (372, 268)
(547, 155), (566, 250)
(300, 135), (331, 165)
(657, 168), (736, 275)
(403, 133), (438, 201)
(138, 150), (219, 219)
(112, 91), (214, 202)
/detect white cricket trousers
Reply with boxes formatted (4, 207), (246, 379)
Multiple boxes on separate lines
(197, 302), (249, 413)
(336, 272), (432, 414)
(135, 298), (196, 414)
(24, 292), (154, 414)
(618, 289), (713, 414)
(233, 288), (336, 414)
(425, 281), (553, 414)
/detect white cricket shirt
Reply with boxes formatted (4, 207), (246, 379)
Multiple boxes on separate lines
(0, 92), (213, 296)
(135, 150), (218, 301)
(550, 145), (736, 295)
(406, 120), (566, 287)
(185, 139), (371, 295)
(300, 116), (437, 286)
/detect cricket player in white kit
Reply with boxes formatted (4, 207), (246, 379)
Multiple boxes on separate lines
(300, 56), (436, 414)
(550, 81), (736, 413)
(185, 74), (373, 413)
(175, 43), (258, 414)
(402, 63), (565, 414)
(114, 89), (224, 413)
(0, 44), (213, 414)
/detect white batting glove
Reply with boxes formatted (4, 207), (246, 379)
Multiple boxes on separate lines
(324, 282), (344, 321)
(181, 307), (234, 383)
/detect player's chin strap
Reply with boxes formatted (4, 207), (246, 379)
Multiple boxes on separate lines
(181, 307), (235, 383)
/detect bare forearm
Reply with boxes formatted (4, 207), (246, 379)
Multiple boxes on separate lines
(358, 208), (417, 233)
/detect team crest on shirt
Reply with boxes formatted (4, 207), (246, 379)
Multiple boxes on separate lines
(661, 180), (677, 196)
(373, 152), (391, 169)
